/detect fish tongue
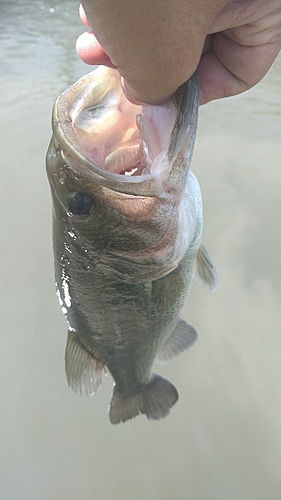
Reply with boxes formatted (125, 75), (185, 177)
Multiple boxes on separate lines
(104, 143), (144, 174)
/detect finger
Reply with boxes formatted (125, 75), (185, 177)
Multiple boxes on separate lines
(199, 6), (281, 104)
(214, 30), (281, 88)
(199, 30), (281, 105)
(76, 31), (117, 67)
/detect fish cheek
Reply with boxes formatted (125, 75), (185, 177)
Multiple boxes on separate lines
(100, 188), (173, 249)
(103, 192), (160, 223)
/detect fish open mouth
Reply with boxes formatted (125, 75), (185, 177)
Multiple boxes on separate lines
(69, 67), (177, 179)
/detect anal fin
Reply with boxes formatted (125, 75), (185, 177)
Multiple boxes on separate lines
(65, 329), (105, 396)
(194, 244), (219, 292)
(156, 318), (197, 363)
(109, 374), (178, 424)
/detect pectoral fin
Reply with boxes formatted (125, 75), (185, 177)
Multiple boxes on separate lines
(194, 244), (219, 292)
(156, 318), (197, 363)
(65, 330), (105, 396)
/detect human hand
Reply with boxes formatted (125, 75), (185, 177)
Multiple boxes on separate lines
(77, 0), (281, 105)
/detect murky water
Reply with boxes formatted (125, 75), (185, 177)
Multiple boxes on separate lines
(0, 2), (280, 499)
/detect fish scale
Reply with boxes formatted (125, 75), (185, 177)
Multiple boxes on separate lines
(46, 65), (219, 424)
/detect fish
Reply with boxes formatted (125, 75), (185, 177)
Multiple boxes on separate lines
(46, 65), (218, 424)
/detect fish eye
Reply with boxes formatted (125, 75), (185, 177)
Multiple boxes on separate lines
(68, 193), (95, 216)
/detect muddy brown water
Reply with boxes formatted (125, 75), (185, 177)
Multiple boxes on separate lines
(0, 2), (280, 499)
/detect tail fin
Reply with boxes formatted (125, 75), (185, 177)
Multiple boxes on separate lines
(109, 374), (178, 424)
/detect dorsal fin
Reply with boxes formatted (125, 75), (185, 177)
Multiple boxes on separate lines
(65, 330), (105, 396)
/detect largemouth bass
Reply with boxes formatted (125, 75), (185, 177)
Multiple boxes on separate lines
(46, 66), (218, 424)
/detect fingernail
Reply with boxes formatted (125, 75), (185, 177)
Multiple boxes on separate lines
(79, 4), (90, 27)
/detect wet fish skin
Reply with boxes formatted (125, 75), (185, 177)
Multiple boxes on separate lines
(46, 66), (218, 424)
